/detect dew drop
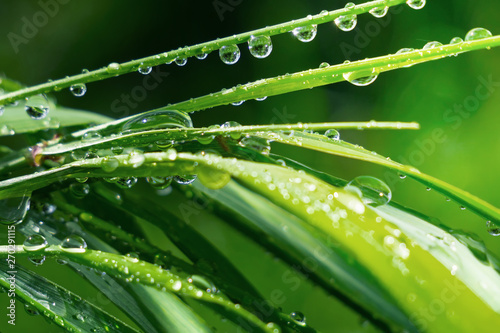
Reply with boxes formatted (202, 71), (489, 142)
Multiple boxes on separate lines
(255, 96), (267, 101)
(486, 221), (500, 236)
(172, 280), (182, 291)
(174, 175), (197, 185)
(121, 109), (193, 134)
(175, 57), (187, 66)
(292, 25), (318, 42)
(334, 3), (357, 32)
(0, 106), (4, 117)
(138, 63), (152, 75)
(423, 41), (443, 49)
(324, 129), (340, 141)
(70, 83), (87, 97)
(369, 6), (389, 18)
(319, 62), (330, 68)
(24, 304), (40, 316)
(221, 121), (242, 140)
(465, 28), (492, 41)
(345, 176), (392, 207)
(406, 0), (426, 10)
(195, 52), (208, 60)
(232, 100), (245, 106)
(101, 156), (119, 173)
(28, 255), (45, 266)
(460, 206), (466, 210)
(450, 37), (463, 44)
(219, 45), (241, 65)
(189, 275), (218, 293)
(290, 311), (306, 326)
(0, 195), (31, 225)
(343, 69), (379, 86)
(60, 235), (87, 253)
(248, 35), (273, 59)
(126, 150), (145, 168)
(115, 177), (138, 189)
(106, 62), (121, 73)
(146, 176), (173, 190)
(69, 183), (90, 199)
(25, 95), (50, 119)
(197, 164), (231, 190)
(82, 131), (102, 142)
(240, 136), (271, 155)
(196, 132), (215, 144)
(23, 235), (48, 252)
(396, 48), (415, 54)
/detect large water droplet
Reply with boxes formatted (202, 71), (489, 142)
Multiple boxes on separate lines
(23, 235), (48, 252)
(174, 175), (197, 185)
(290, 311), (306, 326)
(345, 176), (392, 207)
(126, 150), (145, 168)
(343, 69), (379, 86)
(324, 129), (340, 141)
(60, 235), (87, 253)
(69, 183), (90, 199)
(197, 164), (231, 190)
(107, 62), (121, 73)
(25, 95), (50, 119)
(121, 109), (193, 134)
(196, 132), (215, 145)
(146, 176), (173, 190)
(292, 24), (317, 42)
(101, 156), (119, 173)
(70, 83), (87, 97)
(406, 0), (426, 10)
(221, 121), (242, 140)
(138, 63), (152, 75)
(369, 6), (389, 18)
(195, 52), (208, 60)
(486, 220), (500, 236)
(115, 177), (138, 189)
(0, 195), (31, 225)
(175, 57), (187, 66)
(219, 45), (241, 65)
(28, 255), (45, 266)
(465, 28), (492, 41)
(248, 35), (273, 59)
(334, 3), (357, 32)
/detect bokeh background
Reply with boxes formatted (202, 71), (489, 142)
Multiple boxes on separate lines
(0, 0), (499, 332)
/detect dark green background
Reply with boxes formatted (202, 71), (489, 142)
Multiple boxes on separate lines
(0, 0), (499, 332)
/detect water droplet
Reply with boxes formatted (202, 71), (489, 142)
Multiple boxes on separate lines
(369, 6), (389, 18)
(240, 136), (271, 155)
(24, 304), (40, 316)
(343, 69), (379, 86)
(189, 275), (218, 293)
(28, 254), (45, 266)
(0, 106), (4, 116)
(465, 27), (492, 41)
(82, 131), (102, 142)
(221, 121), (242, 139)
(42, 203), (57, 215)
(423, 41), (443, 49)
(60, 235), (87, 253)
(486, 221), (500, 236)
(0, 125), (15, 136)
(174, 175), (197, 185)
(25, 95), (50, 119)
(172, 280), (182, 291)
(126, 150), (145, 168)
(196, 132), (215, 144)
(396, 48), (415, 54)
(232, 100), (245, 106)
(248, 35), (273, 59)
(138, 63), (152, 75)
(399, 174), (407, 179)
(324, 129), (340, 141)
(292, 25), (318, 42)
(70, 83), (87, 97)
(101, 156), (119, 173)
(175, 57), (187, 66)
(334, 3), (357, 32)
(460, 206), (466, 210)
(147, 176), (173, 190)
(290, 311), (306, 326)
(345, 176), (392, 207)
(0, 195), (31, 225)
(197, 164), (231, 190)
(69, 183), (90, 199)
(450, 37), (463, 44)
(255, 96), (267, 101)
(106, 62), (121, 73)
(121, 109), (193, 134)
(219, 44), (241, 65)
(23, 235), (48, 252)
(195, 52), (208, 60)
(406, 0), (426, 10)
(319, 62), (330, 68)
(115, 177), (138, 189)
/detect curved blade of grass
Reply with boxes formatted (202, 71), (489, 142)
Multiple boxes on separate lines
(0, 261), (141, 333)
(254, 130), (500, 227)
(0, 0), (408, 106)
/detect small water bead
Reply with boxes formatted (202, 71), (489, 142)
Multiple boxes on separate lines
(24, 304), (40, 316)
(28, 255), (45, 266)
(174, 175), (197, 185)
(0, 106), (4, 116)
(248, 35), (273, 59)
(219, 44), (241, 65)
(465, 28), (492, 41)
(255, 96), (268, 101)
(25, 95), (50, 119)
(290, 311), (306, 326)
(106, 62), (121, 73)
(121, 109), (193, 134)
(343, 69), (379, 86)
(221, 121), (242, 140)
(23, 235), (48, 252)
(423, 41), (443, 49)
(450, 37), (463, 44)
(319, 62), (330, 68)
(0, 195), (31, 225)
(240, 136), (271, 155)
(396, 48), (415, 54)
(70, 83), (87, 97)
(138, 63), (152, 75)
(69, 183), (90, 199)
(42, 203), (57, 215)
(232, 100), (245, 106)
(324, 129), (340, 141)
(292, 24), (318, 42)
(60, 235), (87, 253)
(486, 221), (500, 236)
(189, 275), (218, 293)
(82, 131), (102, 142)
(345, 176), (392, 207)
(460, 206), (466, 210)
(369, 6), (389, 18)
(334, 3), (357, 32)
(407, 0), (426, 10)
(115, 177), (138, 189)
(175, 57), (187, 66)
(195, 52), (208, 60)
(146, 176), (173, 190)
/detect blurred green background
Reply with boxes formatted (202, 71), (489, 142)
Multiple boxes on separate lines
(0, 0), (499, 332)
